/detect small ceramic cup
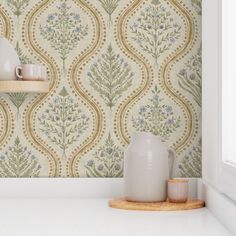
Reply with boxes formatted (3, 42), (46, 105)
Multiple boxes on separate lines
(15, 64), (47, 81)
(39, 66), (47, 81)
(167, 179), (188, 203)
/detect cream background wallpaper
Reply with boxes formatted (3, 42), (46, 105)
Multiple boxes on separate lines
(0, 0), (201, 177)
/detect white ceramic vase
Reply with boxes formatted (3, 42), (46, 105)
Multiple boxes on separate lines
(0, 38), (20, 80)
(124, 132), (175, 202)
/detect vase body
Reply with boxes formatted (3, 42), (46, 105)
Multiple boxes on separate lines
(0, 38), (20, 80)
(124, 132), (175, 202)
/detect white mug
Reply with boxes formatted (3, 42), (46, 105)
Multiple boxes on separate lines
(40, 66), (47, 81)
(15, 64), (47, 81)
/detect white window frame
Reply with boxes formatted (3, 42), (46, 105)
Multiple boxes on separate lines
(203, 0), (236, 202)
(219, 0), (236, 201)
(220, 0), (236, 201)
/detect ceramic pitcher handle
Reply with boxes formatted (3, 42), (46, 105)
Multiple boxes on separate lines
(15, 66), (23, 79)
(168, 149), (176, 179)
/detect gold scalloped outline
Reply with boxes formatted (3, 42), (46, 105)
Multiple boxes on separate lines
(0, 6), (11, 38)
(115, 0), (153, 145)
(68, 0), (106, 177)
(23, 0), (62, 177)
(0, 7), (14, 151)
(0, 99), (13, 148)
(159, 0), (198, 154)
(115, 0), (199, 157)
(27, 0), (100, 177)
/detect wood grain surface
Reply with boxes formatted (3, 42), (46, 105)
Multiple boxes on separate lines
(109, 198), (205, 211)
(0, 81), (49, 93)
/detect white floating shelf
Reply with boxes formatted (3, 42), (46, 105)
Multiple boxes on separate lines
(0, 81), (50, 93)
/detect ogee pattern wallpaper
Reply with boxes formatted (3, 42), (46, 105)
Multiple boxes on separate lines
(0, 0), (201, 177)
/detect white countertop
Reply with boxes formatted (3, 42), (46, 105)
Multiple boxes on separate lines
(0, 198), (232, 236)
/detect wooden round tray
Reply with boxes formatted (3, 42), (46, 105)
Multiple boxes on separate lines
(109, 198), (205, 211)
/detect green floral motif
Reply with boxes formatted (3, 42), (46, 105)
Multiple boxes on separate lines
(191, 0), (202, 15)
(179, 139), (201, 177)
(178, 46), (202, 107)
(0, 137), (41, 177)
(15, 42), (31, 64)
(132, 86), (180, 140)
(98, 0), (120, 24)
(88, 45), (133, 109)
(40, 0), (88, 70)
(130, 0), (181, 66)
(38, 87), (89, 158)
(6, 0), (30, 17)
(85, 134), (123, 177)
(7, 42), (30, 116)
(7, 93), (27, 116)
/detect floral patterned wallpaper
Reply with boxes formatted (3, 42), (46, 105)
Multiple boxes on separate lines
(0, 0), (201, 177)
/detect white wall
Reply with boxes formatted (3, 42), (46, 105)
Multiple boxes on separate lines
(202, 0), (221, 189)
